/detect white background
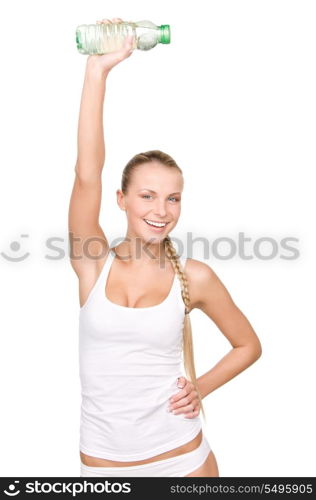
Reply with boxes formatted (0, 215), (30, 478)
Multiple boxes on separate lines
(0, 0), (315, 477)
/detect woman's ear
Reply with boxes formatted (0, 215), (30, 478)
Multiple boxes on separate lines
(116, 189), (126, 211)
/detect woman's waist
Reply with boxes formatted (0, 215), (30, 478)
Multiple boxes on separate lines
(80, 429), (203, 467)
(80, 374), (183, 414)
(80, 377), (202, 434)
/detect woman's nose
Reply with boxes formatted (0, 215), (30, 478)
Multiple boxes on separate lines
(153, 201), (167, 217)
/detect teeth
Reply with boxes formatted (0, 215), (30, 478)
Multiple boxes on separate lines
(144, 219), (167, 228)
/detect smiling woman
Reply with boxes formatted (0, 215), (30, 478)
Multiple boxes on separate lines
(68, 17), (261, 478)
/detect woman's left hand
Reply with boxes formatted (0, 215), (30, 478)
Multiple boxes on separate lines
(168, 376), (200, 418)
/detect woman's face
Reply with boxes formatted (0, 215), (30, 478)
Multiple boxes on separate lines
(117, 162), (183, 244)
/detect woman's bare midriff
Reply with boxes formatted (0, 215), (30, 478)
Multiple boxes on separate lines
(80, 429), (202, 467)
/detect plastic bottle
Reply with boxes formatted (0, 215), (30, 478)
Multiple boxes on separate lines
(75, 20), (171, 55)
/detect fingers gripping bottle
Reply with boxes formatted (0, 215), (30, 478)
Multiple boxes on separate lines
(75, 20), (171, 55)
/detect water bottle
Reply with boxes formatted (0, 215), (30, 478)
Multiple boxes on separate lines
(75, 20), (170, 55)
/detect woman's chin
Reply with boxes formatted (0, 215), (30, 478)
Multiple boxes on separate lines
(143, 234), (167, 243)
(137, 231), (170, 245)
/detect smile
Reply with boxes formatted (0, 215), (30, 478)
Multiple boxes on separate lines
(143, 218), (170, 228)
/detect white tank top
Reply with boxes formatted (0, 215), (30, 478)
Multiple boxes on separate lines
(78, 247), (202, 461)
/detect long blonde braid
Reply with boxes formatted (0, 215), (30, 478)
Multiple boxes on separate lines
(164, 235), (206, 422)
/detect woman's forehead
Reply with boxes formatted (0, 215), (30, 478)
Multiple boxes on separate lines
(131, 164), (183, 189)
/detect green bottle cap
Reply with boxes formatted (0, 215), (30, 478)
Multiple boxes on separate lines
(158, 25), (171, 44)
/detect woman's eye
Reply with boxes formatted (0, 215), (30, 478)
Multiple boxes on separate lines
(169, 197), (179, 202)
(142, 194), (152, 199)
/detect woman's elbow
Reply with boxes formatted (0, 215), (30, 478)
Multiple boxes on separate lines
(252, 339), (263, 360)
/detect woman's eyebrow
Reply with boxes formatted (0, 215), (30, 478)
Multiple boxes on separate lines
(138, 189), (181, 195)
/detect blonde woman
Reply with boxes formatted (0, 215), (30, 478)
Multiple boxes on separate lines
(69, 18), (262, 477)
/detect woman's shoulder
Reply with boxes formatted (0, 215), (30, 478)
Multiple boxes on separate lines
(182, 256), (216, 280)
(181, 257), (219, 310)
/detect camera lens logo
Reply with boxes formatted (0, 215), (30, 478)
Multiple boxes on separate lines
(3, 481), (20, 496)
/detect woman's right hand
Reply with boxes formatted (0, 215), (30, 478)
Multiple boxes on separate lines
(87, 18), (135, 74)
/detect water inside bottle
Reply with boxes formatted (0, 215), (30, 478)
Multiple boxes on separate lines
(76, 23), (136, 55)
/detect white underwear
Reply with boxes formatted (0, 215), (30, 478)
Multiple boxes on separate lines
(80, 433), (211, 477)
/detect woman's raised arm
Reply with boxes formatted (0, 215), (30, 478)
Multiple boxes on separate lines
(68, 18), (134, 277)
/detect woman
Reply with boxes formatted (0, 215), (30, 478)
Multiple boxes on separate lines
(68, 18), (262, 477)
